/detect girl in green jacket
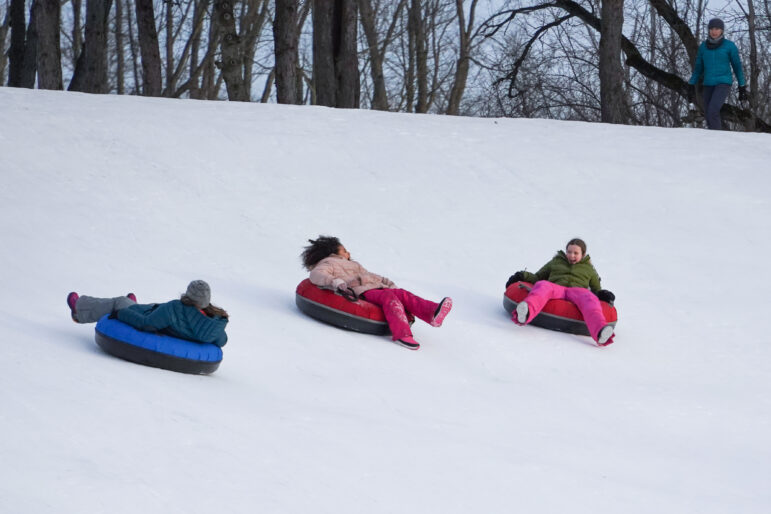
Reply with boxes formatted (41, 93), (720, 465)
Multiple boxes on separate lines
(507, 238), (615, 346)
(67, 280), (229, 347)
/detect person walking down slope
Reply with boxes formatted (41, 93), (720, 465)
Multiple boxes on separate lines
(688, 18), (747, 130)
(302, 236), (452, 351)
(66, 280), (229, 347)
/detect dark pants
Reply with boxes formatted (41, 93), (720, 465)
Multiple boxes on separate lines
(702, 84), (731, 130)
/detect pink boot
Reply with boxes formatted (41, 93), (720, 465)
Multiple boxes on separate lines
(430, 297), (453, 327)
(67, 292), (79, 322)
(395, 336), (420, 350)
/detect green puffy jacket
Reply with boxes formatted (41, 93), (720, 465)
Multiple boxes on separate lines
(117, 299), (228, 347)
(521, 251), (602, 292)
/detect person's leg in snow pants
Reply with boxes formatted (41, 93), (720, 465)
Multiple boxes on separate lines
(74, 296), (136, 323)
(520, 281), (608, 341)
(361, 289), (439, 340)
(702, 84), (731, 130)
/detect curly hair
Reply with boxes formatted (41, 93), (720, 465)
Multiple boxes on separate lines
(180, 295), (229, 319)
(566, 238), (587, 256)
(302, 235), (342, 270)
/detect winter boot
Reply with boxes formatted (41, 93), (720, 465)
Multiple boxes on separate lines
(67, 292), (79, 322)
(127, 293), (137, 303)
(598, 325), (614, 346)
(515, 301), (529, 324)
(395, 336), (420, 350)
(430, 297), (453, 327)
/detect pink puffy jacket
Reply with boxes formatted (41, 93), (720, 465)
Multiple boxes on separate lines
(309, 254), (396, 296)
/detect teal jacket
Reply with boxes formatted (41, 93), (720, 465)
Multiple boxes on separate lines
(117, 300), (228, 347)
(521, 251), (602, 293)
(689, 39), (746, 87)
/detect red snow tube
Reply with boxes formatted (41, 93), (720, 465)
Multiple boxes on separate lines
(296, 279), (411, 335)
(503, 281), (617, 336)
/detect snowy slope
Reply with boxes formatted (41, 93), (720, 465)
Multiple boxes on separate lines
(1, 87), (769, 513)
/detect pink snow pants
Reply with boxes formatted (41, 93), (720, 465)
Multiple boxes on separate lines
(521, 281), (609, 342)
(361, 288), (439, 340)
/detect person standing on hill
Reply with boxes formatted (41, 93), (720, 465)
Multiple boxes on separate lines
(688, 18), (747, 130)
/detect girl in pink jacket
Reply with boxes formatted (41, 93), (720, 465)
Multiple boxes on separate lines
(302, 236), (452, 350)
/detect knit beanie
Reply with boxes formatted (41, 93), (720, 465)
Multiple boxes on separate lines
(186, 280), (211, 309)
(708, 18), (724, 31)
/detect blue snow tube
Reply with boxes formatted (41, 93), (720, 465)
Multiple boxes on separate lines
(94, 315), (222, 375)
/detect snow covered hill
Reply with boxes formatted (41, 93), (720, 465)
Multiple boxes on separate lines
(1, 87), (769, 513)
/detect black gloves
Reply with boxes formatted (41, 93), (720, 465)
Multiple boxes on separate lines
(338, 287), (358, 302)
(596, 289), (615, 305)
(688, 84), (696, 103)
(738, 85), (748, 103)
(506, 271), (526, 288)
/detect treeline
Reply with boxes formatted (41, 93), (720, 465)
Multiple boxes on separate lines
(1, 0), (768, 131)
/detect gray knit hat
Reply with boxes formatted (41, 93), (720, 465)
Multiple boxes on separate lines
(185, 280), (211, 309)
(708, 18), (724, 30)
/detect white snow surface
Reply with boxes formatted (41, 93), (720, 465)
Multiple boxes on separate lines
(1, 88), (769, 513)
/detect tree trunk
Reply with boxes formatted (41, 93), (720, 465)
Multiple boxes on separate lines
(358, 0), (388, 110)
(0, 10), (10, 83)
(125, 0), (141, 94)
(115, 0), (125, 94)
(312, 0), (336, 106)
(212, 0), (248, 101)
(135, 0), (162, 96)
(447, 0), (477, 115)
(19, 1), (38, 88)
(335, 0), (359, 108)
(165, 0), (173, 95)
(69, 0), (113, 93)
(409, 0), (427, 112)
(8, 0), (28, 86)
(313, 0), (359, 108)
(34, 0), (63, 89)
(746, 0), (758, 112)
(598, 0), (627, 124)
(71, 0), (82, 68)
(274, 0), (299, 104)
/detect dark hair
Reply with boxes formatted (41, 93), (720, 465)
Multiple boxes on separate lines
(181, 295), (229, 319)
(302, 235), (342, 270)
(566, 238), (587, 256)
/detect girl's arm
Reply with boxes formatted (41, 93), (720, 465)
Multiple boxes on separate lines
(688, 45), (704, 85)
(589, 268), (602, 293)
(117, 303), (172, 332)
(729, 44), (746, 86)
(309, 259), (345, 289)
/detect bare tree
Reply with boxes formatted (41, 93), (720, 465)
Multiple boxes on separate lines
(0, 5), (10, 83)
(447, 0), (478, 114)
(34, 0), (62, 89)
(134, 0), (161, 95)
(358, 0), (406, 110)
(312, 0), (360, 108)
(599, 0), (629, 123)
(274, 0), (300, 103)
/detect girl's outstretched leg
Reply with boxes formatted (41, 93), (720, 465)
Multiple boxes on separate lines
(70, 295), (136, 323)
(566, 288), (614, 345)
(386, 289), (449, 326)
(514, 281), (565, 325)
(361, 289), (413, 341)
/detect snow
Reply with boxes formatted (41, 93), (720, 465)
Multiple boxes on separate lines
(1, 87), (769, 513)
